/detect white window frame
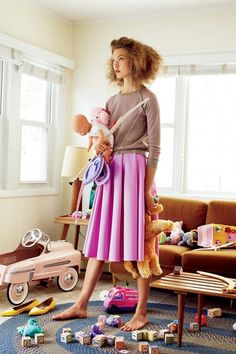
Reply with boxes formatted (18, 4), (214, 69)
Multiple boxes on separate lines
(0, 33), (74, 198)
(157, 49), (236, 199)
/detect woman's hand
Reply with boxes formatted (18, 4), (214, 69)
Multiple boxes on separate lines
(145, 191), (156, 215)
(94, 139), (112, 155)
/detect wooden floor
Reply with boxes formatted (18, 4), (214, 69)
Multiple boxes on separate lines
(0, 271), (235, 325)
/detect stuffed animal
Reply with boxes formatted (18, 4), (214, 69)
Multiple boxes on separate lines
(124, 204), (174, 279)
(72, 107), (113, 163)
(167, 221), (184, 245)
(178, 229), (198, 247)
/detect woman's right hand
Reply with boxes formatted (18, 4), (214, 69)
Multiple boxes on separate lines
(95, 140), (112, 155)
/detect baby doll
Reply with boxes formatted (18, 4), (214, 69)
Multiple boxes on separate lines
(72, 107), (114, 164)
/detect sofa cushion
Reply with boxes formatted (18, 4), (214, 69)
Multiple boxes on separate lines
(159, 244), (190, 272)
(182, 249), (236, 278)
(206, 200), (236, 226)
(160, 196), (208, 232)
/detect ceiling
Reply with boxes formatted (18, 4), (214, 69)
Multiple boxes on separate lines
(27, 0), (236, 23)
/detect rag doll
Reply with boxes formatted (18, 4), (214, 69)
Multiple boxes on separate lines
(72, 107), (113, 163)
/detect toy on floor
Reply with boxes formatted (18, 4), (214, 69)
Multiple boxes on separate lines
(106, 315), (122, 327)
(72, 108), (113, 164)
(21, 332), (45, 347)
(91, 322), (104, 337)
(103, 286), (139, 313)
(17, 318), (43, 337)
(194, 313), (207, 325)
(0, 228), (81, 305)
(124, 204), (174, 279)
(233, 322), (236, 331)
(189, 322), (199, 332)
(207, 307), (222, 318)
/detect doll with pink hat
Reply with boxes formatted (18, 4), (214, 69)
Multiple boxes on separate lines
(72, 107), (113, 164)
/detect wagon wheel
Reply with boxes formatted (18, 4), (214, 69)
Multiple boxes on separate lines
(7, 282), (29, 305)
(57, 267), (79, 292)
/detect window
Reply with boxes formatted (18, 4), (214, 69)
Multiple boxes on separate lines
(151, 68), (236, 198)
(0, 52), (65, 196)
(19, 74), (52, 182)
(186, 74), (236, 195)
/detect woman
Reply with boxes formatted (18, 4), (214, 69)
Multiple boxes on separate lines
(53, 36), (162, 331)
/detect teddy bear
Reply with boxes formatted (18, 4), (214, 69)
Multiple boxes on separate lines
(124, 204), (174, 279)
(72, 107), (113, 164)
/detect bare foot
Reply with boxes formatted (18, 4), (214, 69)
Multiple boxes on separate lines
(120, 312), (148, 331)
(52, 303), (87, 320)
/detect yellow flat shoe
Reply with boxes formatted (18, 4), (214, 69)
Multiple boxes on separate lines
(29, 297), (56, 316)
(1, 299), (40, 316)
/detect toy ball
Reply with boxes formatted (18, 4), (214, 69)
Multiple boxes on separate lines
(233, 322), (236, 331)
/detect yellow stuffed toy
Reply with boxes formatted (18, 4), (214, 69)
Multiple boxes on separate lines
(124, 204), (174, 279)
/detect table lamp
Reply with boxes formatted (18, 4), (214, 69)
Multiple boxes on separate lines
(61, 146), (93, 213)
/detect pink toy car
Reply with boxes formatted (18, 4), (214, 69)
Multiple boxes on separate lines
(103, 286), (139, 314)
(0, 228), (81, 305)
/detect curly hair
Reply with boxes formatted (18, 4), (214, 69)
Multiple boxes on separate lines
(107, 37), (162, 86)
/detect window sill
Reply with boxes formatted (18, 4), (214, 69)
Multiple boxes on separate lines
(0, 187), (58, 198)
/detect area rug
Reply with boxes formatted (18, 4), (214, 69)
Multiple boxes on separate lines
(0, 301), (235, 353)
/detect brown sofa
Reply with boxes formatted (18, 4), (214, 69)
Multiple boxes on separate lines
(159, 196), (236, 279)
(110, 196), (236, 284)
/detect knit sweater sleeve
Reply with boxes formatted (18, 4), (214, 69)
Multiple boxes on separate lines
(144, 90), (161, 168)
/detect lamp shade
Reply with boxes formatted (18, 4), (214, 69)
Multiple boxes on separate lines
(61, 146), (92, 180)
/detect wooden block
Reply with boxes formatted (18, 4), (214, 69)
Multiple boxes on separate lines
(189, 322), (199, 332)
(21, 336), (32, 347)
(149, 345), (160, 354)
(164, 333), (174, 344)
(115, 336), (125, 350)
(207, 308), (222, 318)
(147, 330), (158, 341)
(132, 330), (143, 341)
(61, 332), (72, 343)
(106, 335), (116, 346)
(139, 341), (149, 352)
(34, 333), (45, 344)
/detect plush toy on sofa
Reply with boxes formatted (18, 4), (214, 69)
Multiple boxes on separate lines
(124, 204), (174, 279)
(178, 229), (198, 247)
(72, 107), (113, 163)
(167, 221), (184, 245)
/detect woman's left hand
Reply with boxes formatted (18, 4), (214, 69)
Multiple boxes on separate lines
(145, 191), (156, 215)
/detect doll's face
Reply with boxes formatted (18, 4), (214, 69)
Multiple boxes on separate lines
(73, 115), (91, 135)
(112, 48), (132, 80)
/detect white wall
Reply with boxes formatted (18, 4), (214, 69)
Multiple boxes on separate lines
(72, 8), (236, 125)
(0, 0), (74, 59)
(0, 0), (74, 252)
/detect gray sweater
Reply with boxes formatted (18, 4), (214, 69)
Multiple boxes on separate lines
(105, 86), (160, 168)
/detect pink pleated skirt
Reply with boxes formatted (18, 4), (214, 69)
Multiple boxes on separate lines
(83, 153), (149, 262)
